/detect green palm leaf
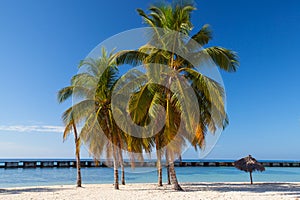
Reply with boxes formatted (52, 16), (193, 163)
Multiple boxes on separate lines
(203, 47), (239, 72)
(188, 24), (212, 48)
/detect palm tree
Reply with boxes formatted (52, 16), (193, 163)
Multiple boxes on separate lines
(115, 0), (239, 190)
(57, 95), (82, 187)
(58, 49), (126, 190)
(61, 49), (155, 190)
(78, 53), (122, 190)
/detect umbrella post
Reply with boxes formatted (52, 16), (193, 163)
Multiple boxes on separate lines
(250, 171), (253, 184)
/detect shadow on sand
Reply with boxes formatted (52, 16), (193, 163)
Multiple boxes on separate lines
(182, 182), (300, 198)
(0, 186), (71, 195)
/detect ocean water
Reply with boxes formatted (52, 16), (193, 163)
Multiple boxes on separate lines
(0, 166), (300, 188)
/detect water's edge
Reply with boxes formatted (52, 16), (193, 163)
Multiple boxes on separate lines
(1, 166), (300, 188)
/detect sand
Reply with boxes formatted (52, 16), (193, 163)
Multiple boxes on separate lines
(1, 182), (300, 200)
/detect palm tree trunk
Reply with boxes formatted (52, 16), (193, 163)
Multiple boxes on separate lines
(118, 148), (125, 185)
(155, 135), (163, 187)
(167, 150), (183, 191)
(105, 112), (119, 189)
(169, 161), (183, 191)
(167, 165), (171, 185)
(113, 144), (119, 190)
(179, 154), (182, 166)
(156, 149), (163, 186)
(72, 123), (82, 187)
(121, 163), (125, 185)
(166, 52), (182, 190)
(114, 162), (119, 189)
(165, 150), (171, 185)
(75, 140), (82, 187)
(250, 171), (253, 184)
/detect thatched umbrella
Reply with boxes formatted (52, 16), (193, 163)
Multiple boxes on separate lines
(234, 155), (265, 184)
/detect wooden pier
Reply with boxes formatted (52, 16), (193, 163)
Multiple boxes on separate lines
(0, 160), (299, 169)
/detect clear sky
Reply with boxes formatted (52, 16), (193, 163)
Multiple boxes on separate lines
(0, 0), (299, 160)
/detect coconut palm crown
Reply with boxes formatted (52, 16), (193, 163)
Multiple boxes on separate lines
(114, 0), (239, 190)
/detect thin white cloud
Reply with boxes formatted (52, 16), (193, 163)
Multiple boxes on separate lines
(0, 125), (64, 133)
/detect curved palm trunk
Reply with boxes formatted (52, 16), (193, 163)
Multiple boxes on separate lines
(169, 161), (183, 191)
(72, 123), (82, 187)
(167, 150), (183, 191)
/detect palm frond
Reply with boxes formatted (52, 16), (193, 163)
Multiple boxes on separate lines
(183, 68), (226, 128)
(114, 50), (149, 67)
(57, 86), (74, 103)
(63, 122), (73, 141)
(202, 47), (239, 72)
(71, 73), (97, 87)
(128, 84), (155, 125)
(62, 100), (96, 126)
(170, 75), (200, 134)
(187, 24), (212, 48)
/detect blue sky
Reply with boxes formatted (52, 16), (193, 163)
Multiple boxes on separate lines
(0, 0), (299, 160)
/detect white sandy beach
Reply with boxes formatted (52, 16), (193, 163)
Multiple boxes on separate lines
(1, 182), (299, 200)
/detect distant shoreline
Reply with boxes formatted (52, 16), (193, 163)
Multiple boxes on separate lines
(1, 158), (300, 162)
(1, 159), (300, 169)
(0, 157), (300, 162)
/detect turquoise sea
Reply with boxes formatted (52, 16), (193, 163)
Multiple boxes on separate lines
(1, 159), (300, 188)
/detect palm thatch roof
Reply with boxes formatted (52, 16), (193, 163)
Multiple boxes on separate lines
(234, 155), (265, 172)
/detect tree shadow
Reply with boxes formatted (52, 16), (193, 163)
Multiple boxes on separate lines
(183, 182), (300, 198)
(124, 182), (300, 198)
(0, 186), (71, 195)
